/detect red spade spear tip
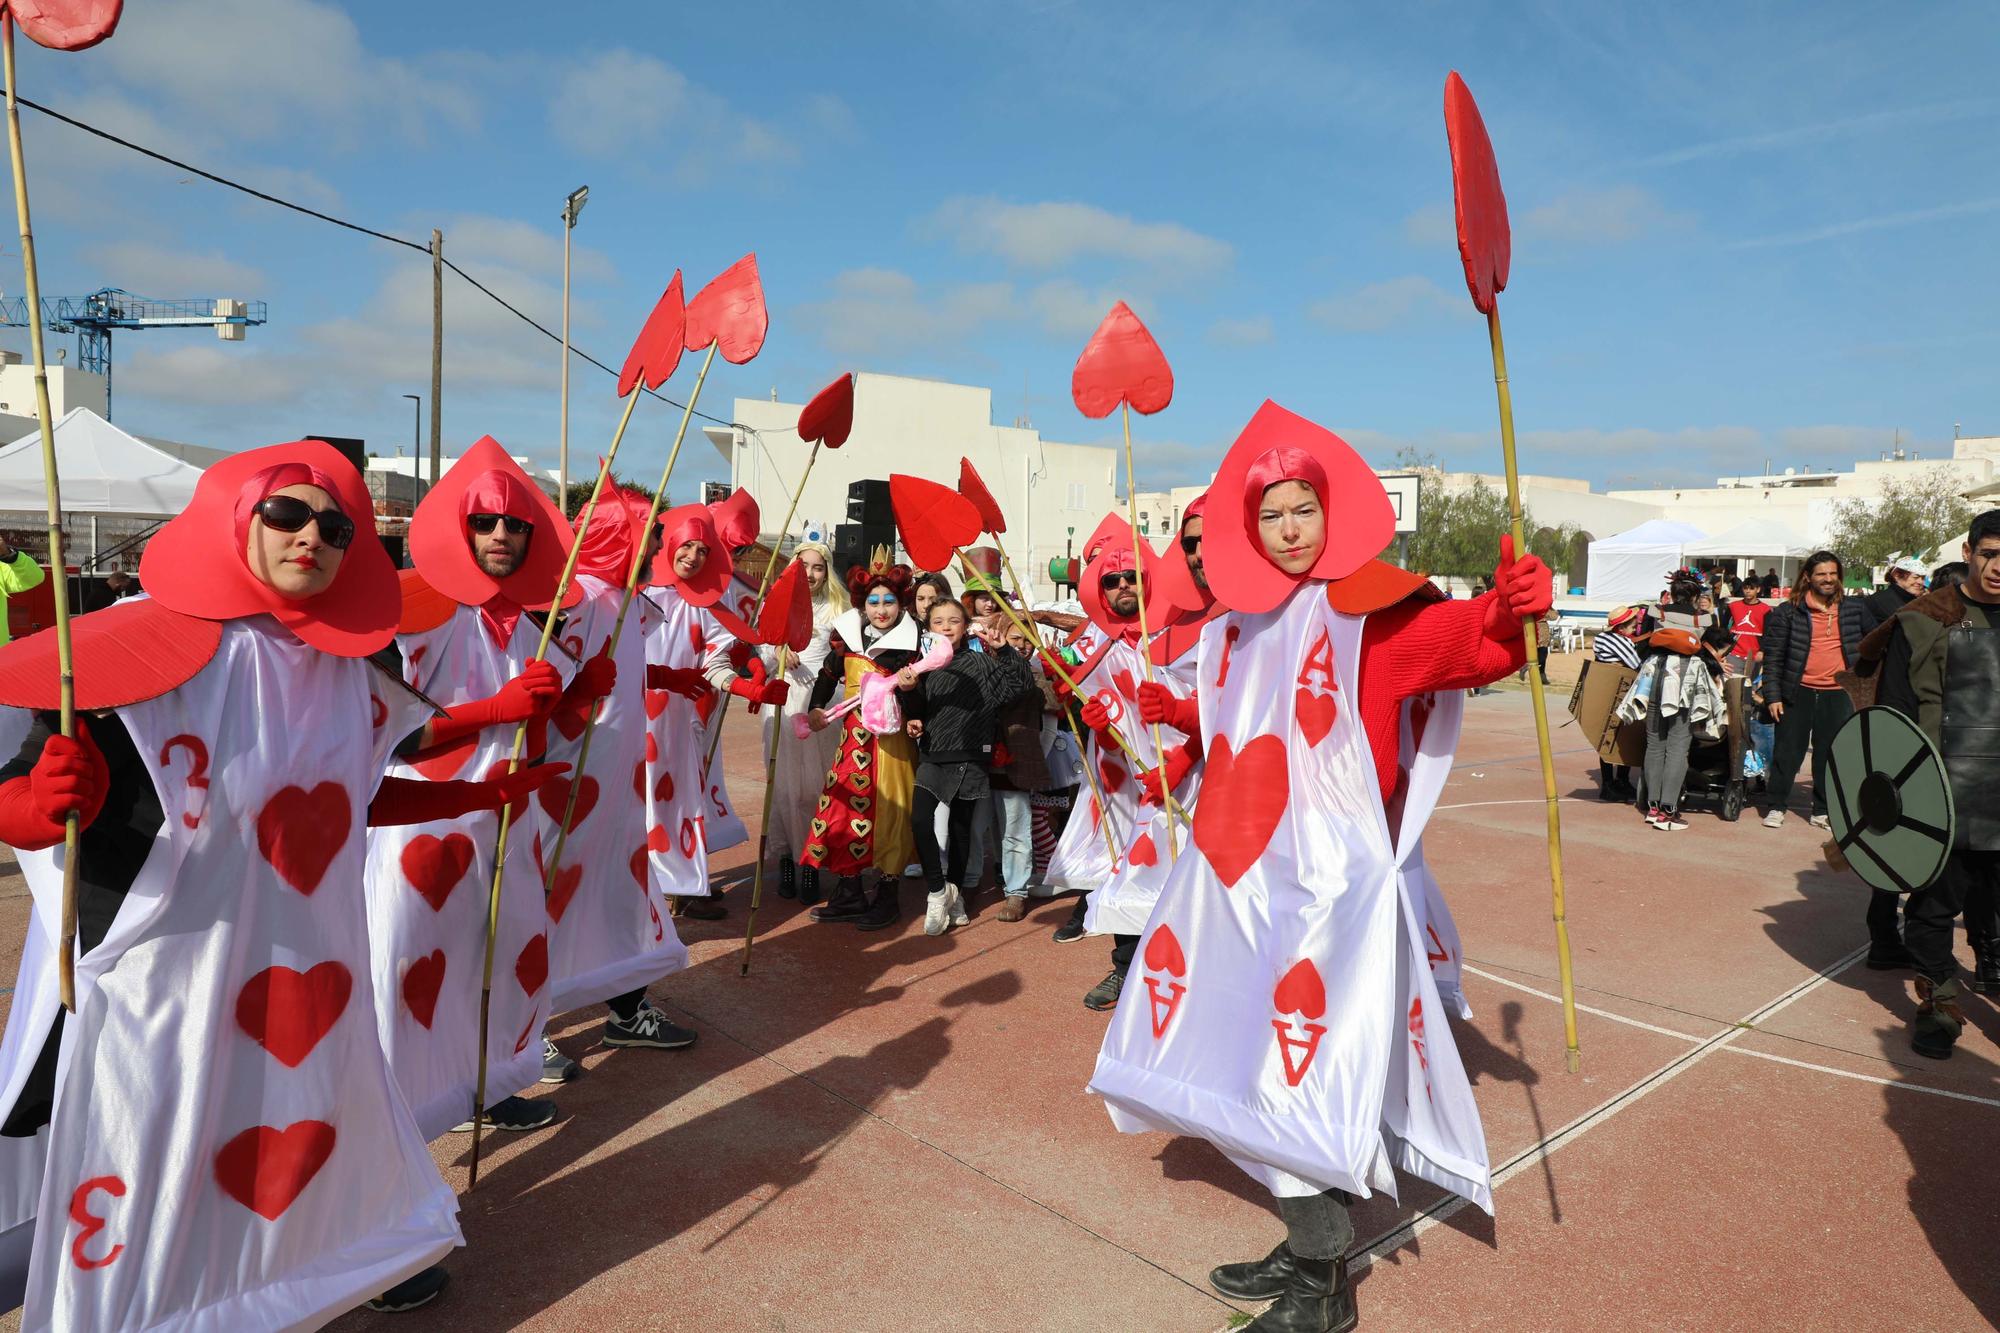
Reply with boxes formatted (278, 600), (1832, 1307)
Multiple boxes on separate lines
(1444, 69), (1580, 1074)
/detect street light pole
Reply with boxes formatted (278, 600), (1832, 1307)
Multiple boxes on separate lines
(559, 185), (589, 515)
(402, 393), (420, 463)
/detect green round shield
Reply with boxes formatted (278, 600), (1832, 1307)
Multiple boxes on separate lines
(1825, 706), (1956, 895)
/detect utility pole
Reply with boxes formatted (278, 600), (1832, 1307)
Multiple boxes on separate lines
(559, 186), (588, 513)
(429, 229), (443, 486)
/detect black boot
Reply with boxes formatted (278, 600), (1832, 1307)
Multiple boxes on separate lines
(809, 876), (868, 923)
(1912, 975), (1965, 1061)
(798, 865), (824, 908)
(777, 860), (797, 900)
(1245, 1255), (1355, 1333)
(854, 876), (900, 931)
(1210, 1241), (1296, 1301)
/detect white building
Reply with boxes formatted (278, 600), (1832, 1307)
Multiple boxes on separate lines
(0, 354), (107, 421)
(703, 373), (1119, 602)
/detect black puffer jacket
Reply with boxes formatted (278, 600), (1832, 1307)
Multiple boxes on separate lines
(1761, 595), (1870, 704)
(903, 645), (1035, 764)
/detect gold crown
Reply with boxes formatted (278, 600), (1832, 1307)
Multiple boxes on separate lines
(867, 543), (895, 577)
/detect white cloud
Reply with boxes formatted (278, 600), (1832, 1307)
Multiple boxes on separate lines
(803, 93), (862, 145)
(548, 50), (795, 179)
(793, 268), (1018, 358)
(1206, 315), (1274, 346)
(81, 241), (265, 295)
(1518, 185), (1693, 245)
(1729, 197), (2000, 250)
(923, 196), (1232, 272)
(1026, 279), (1140, 338)
(116, 343), (311, 407)
(1400, 202), (1457, 249)
(1306, 276), (1466, 333)
(1643, 100), (1995, 167)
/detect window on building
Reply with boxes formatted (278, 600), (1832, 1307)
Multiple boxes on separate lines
(1066, 482), (1087, 509)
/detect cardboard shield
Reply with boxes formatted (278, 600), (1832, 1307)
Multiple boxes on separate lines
(1825, 706), (1956, 894)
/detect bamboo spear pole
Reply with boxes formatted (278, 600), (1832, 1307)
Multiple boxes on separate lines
(467, 381), (648, 1189)
(1118, 403), (1176, 860)
(3, 19), (79, 1010)
(1486, 307), (1580, 1074)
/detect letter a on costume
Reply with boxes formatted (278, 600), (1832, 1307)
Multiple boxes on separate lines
(1271, 959), (1328, 1087)
(1142, 924), (1188, 1039)
(1294, 628), (1340, 748)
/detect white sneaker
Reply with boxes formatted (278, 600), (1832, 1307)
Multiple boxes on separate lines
(1655, 813), (1689, 832)
(946, 883), (970, 926)
(1762, 809), (1786, 828)
(1809, 813), (1831, 830)
(924, 889), (951, 936)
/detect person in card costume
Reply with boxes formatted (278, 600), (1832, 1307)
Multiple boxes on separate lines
(760, 539), (846, 908)
(690, 487), (764, 861)
(0, 442), (562, 1327)
(801, 552), (921, 931)
(542, 485), (696, 1057)
(1041, 515), (1201, 1013)
(1087, 401), (1552, 1333)
(363, 438), (610, 1138)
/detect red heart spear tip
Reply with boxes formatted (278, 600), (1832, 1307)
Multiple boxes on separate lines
(797, 372), (855, 449)
(683, 253), (769, 364)
(1444, 71), (1511, 315)
(617, 271), (686, 397)
(957, 457), (1006, 535)
(8, 0), (122, 51)
(889, 474), (982, 574)
(1071, 301), (1174, 419)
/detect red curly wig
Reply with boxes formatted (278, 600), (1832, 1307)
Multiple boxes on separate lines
(845, 544), (914, 607)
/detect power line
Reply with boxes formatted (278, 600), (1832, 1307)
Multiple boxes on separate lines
(12, 93), (748, 433)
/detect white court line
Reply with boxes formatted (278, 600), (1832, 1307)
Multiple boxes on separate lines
(1435, 798), (1595, 812)
(1352, 945), (1867, 1269)
(1461, 963), (1707, 1042)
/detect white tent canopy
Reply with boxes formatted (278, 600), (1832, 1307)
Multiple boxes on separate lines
(0, 408), (205, 519)
(1681, 518), (1810, 563)
(1583, 518), (1708, 602)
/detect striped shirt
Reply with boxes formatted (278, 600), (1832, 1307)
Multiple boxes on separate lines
(1593, 631), (1642, 670)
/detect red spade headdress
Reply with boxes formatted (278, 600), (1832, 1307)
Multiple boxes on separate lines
(652, 503), (732, 606)
(1077, 512), (1199, 643)
(1204, 401), (1402, 615)
(708, 487), (760, 550)
(574, 482), (658, 587)
(408, 436), (576, 611)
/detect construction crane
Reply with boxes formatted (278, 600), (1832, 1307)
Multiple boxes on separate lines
(0, 287), (268, 419)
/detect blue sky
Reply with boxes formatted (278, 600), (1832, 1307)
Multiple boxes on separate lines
(6, 0), (1996, 496)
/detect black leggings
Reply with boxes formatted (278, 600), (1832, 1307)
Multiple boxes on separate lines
(913, 788), (977, 891)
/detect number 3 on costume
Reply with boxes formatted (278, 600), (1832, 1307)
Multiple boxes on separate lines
(69, 1175), (127, 1270)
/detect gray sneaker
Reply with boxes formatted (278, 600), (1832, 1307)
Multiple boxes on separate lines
(603, 1000), (696, 1050)
(541, 1036), (579, 1084)
(449, 1095), (556, 1133)
(1762, 809), (1786, 829)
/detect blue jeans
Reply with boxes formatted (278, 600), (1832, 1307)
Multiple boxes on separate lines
(993, 788), (1033, 897)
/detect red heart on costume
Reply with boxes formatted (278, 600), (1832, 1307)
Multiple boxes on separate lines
(5, 1), (120, 52)
(617, 271), (686, 396)
(632, 759), (648, 798)
(256, 783), (351, 896)
(1098, 756), (1127, 795)
(400, 832), (473, 912)
(654, 770), (675, 804)
(1444, 71), (1510, 316)
(235, 963), (350, 1068)
(402, 950), (446, 1029)
(1143, 923), (1186, 977)
(647, 823), (673, 852)
(552, 702), (590, 742)
(1192, 733), (1288, 888)
(694, 691), (718, 726)
(538, 774), (599, 829)
(645, 691), (669, 722)
(630, 846), (649, 886)
(687, 620), (706, 655)
(957, 457), (1007, 535)
(890, 473), (983, 573)
(1071, 301), (1174, 419)
(409, 734), (473, 781)
(1295, 686), (1338, 748)
(214, 1121), (336, 1221)
(1113, 669), (1137, 703)
(798, 372), (856, 448)
(1128, 831), (1158, 867)
(1089, 795), (1102, 829)
(515, 934), (549, 997)
(1273, 958), (1326, 1019)
(683, 253), (768, 363)
(547, 863), (583, 923)
(645, 733), (661, 763)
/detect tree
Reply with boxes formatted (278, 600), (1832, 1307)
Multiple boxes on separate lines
(1826, 466), (1977, 571)
(1393, 448), (1555, 580)
(563, 473), (658, 522)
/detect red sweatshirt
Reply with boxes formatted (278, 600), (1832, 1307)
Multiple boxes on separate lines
(1357, 595), (1524, 802)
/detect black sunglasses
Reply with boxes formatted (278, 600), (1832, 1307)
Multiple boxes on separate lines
(255, 495), (355, 549)
(1179, 535), (1200, 554)
(1098, 571), (1138, 591)
(468, 512), (533, 536)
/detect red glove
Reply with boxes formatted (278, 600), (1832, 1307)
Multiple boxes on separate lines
(729, 677), (790, 707)
(726, 640), (756, 672)
(646, 665), (712, 699)
(1079, 698), (1112, 735)
(566, 650), (617, 703)
(1052, 673), (1076, 704)
(0, 720), (109, 850)
(1482, 535), (1554, 643)
(367, 762), (571, 826)
(421, 660), (562, 751)
(1138, 745), (1195, 806)
(991, 742), (1013, 770)
(1136, 681), (1200, 735)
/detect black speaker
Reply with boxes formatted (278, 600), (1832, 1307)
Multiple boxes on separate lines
(847, 479), (890, 526)
(306, 435), (367, 476)
(832, 523), (866, 582)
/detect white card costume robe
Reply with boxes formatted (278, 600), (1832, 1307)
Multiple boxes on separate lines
(1041, 633), (1196, 937)
(1392, 691), (1471, 1019)
(695, 571), (758, 853)
(362, 606), (572, 1139)
(761, 611), (840, 865)
(1089, 584), (1492, 1211)
(0, 619), (459, 1330)
(544, 575), (687, 1013)
(642, 586), (722, 898)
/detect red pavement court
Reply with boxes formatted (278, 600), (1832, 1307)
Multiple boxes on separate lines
(3, 688), (1996, 1331)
